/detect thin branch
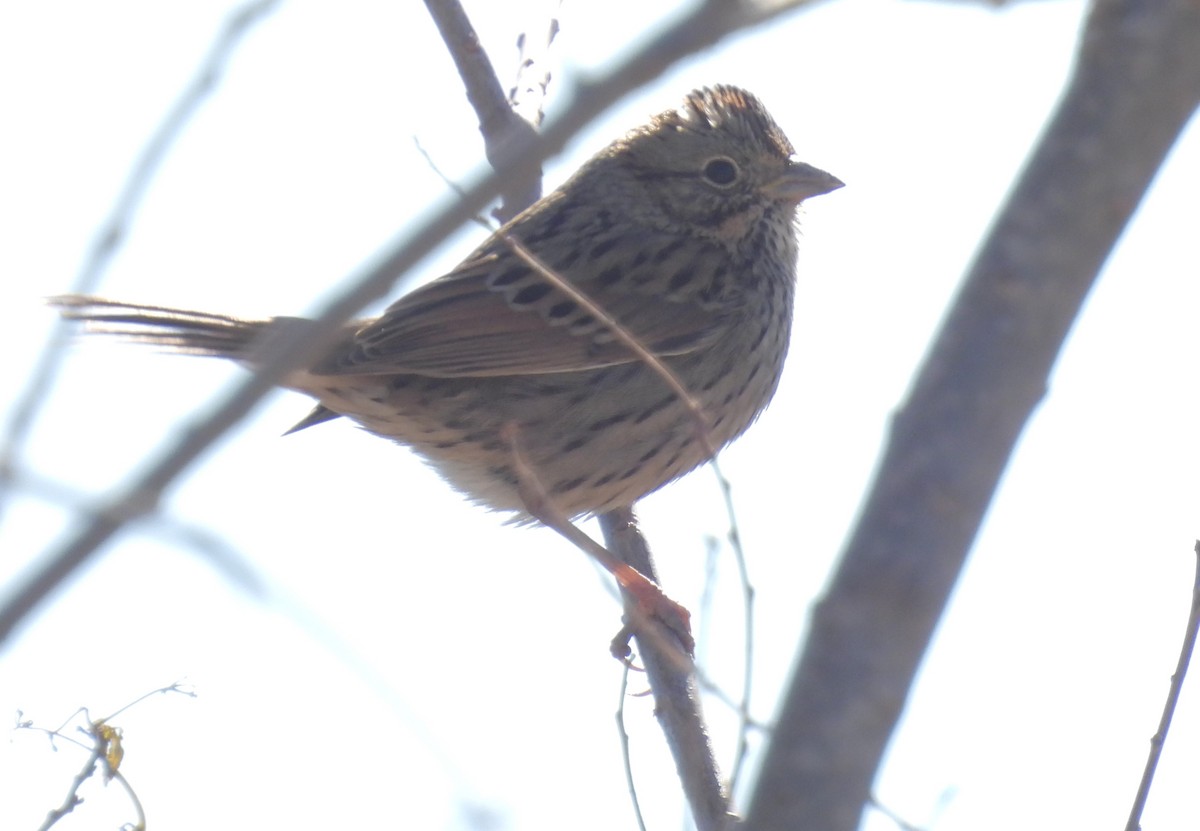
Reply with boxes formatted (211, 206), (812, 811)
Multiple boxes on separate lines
(710, 457), (757, 796)
(411, 136), (497, 232)
(1124, 541), (1200, 831)
(0, 0), (281, 525)
(601, 509), (734, 831)
(615, 664), (650, 831)
(23, 686), (191, 831)
(100, 682), (198, 724)
(423, 0), (543, 222)
(744, 0), (1200, 828)
(867, 795), (928, 831)
(37, 738), (103, 831)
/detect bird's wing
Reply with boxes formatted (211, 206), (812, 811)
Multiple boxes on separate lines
(311, 232), (731, 378)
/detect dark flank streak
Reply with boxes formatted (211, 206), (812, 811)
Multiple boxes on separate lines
(511, 283), (554, 306)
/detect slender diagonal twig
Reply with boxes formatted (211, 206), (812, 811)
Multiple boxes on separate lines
(615, 664), (650, 831)
(867, 795), (927, 831)
(711, 456), (757, 796)
(1124, 541), (1200, 831)
(411, 136), (497, 232)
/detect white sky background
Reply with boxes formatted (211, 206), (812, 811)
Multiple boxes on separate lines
(1, 1), (1199, 829)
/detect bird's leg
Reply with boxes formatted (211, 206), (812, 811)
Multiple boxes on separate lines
(501, 422), (695, 658)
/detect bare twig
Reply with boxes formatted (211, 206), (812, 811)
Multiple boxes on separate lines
(23, 684), (192, 831)
(411, 136), (497, 232)
(867, 794), (928, 831)
(510, 2), (563, 128)
(710, 457), (757, 795)
(1124, 541), (1200, 831)
(101, 682), (198, 723)
(37, 737), (103, 831)
(744, 0), (1200, 828)
(0, 0), (281, 526)
(693, 471), (759, 797)
(616, 664), (651, 831)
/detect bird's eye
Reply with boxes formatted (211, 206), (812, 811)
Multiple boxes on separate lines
(701, 157), (739, 187)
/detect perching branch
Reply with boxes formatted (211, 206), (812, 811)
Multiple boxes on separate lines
(601, 509), (734, 831)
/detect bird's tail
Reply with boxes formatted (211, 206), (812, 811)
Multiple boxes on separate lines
(52, 295), (347, 434)
(50, 295), (273, 361)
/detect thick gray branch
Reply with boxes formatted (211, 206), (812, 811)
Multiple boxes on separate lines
(744, 0), (1200, 828)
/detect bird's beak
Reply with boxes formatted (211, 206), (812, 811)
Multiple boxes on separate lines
(764, 160), (844, 204)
